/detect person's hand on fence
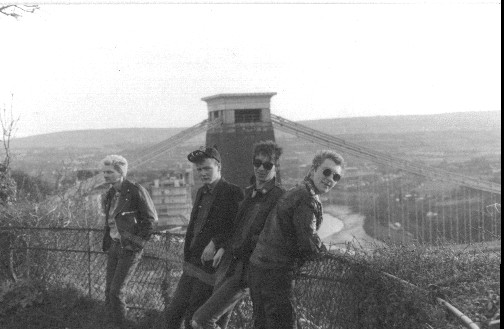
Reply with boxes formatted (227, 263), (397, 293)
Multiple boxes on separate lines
(213, 248), (225, 268)
(201, 240), (216, 265)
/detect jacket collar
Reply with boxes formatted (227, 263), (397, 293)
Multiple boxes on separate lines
(304, 178), (320, 197)
(108, 179), (132, 195)
(204, 178), (221, 194)
(248, 177), (280, 197)
(212, 177), (225, 194)
(304, 178), (323, 228)
(197, 177), (227, 198)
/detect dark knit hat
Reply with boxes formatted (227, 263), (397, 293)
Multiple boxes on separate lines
(188, 146), (222, 163)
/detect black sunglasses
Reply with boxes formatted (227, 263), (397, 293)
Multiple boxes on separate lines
(253, 159), (275, 171)
(323, 169), (342, 182)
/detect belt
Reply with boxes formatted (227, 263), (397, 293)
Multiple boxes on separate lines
(112, 238), (121, 243)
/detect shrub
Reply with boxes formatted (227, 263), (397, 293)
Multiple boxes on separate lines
(354, 240), (501, 328)
(0, 279), (44, 316)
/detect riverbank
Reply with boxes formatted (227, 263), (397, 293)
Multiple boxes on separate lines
(322, 205), (385, 249)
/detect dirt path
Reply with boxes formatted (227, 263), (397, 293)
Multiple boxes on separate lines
(322, 205), (385, 249)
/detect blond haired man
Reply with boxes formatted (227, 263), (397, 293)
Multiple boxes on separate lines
(101, 155), (158, 327)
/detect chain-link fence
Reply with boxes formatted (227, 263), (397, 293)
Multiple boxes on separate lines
(0, 227), (184, 313)
(0, 226), (463, 328)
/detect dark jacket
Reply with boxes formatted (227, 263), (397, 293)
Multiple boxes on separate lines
(216, 179), (285, 283)
(249, 179), (326, 270)
(184, 178), (244, 275)
(228, 179), (285, 262)
(102, 179), (158, 252)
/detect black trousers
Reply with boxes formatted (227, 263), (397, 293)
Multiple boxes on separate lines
(164, 272), (214, 329)
(105, 240), (143, 325)
(248, 264), (297, 329)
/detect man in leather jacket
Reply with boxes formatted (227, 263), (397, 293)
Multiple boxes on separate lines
(248, 150), (344, 329)
(165, 147), (244, 329)
(101, 154), (158, 327)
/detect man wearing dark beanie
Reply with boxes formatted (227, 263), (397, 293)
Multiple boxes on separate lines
(165, 147), (244, 329)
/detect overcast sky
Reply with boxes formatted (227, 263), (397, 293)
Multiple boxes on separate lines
(1, 2), (501, 138)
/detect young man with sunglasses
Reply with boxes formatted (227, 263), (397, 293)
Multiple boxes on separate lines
(191, 141), (285, 329)
(248, 150), (344, 329)
(165, 147), (244, 329)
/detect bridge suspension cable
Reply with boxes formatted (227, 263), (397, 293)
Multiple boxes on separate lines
(58, 119), (221, 200)
(271, 114), (501, 195)
(129, 118), (222, 170)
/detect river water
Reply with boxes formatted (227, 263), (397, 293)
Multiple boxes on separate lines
(320, 205), (385, 248)
(318, 212), (344, 239)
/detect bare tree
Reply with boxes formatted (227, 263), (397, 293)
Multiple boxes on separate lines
(1, 94), (19, 170)
(0, 94), (19, 205)
(0, 4), (39, 19)
(0, 95), (20, 281)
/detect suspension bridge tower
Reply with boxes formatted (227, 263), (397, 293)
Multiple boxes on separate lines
(203, 92), (277, 188)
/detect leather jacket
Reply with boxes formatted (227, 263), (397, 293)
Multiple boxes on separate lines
(249, 179), (326, 270)
(102, 179), (158, 252)
(228, 178), (285, 262)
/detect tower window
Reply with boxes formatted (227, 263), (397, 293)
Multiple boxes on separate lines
(235, 109), (262, 123)
(210, 111), (220, 120)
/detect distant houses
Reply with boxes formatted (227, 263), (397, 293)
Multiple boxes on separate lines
(148, 168), (194, 232)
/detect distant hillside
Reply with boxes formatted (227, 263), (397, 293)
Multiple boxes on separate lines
(11, 111), (500, 150)
(11, 127), (186, 150)
(298, 111), (501, 135)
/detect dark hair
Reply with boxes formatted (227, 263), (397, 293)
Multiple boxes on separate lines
(311, 150), (344, 170)
(194, 157), (221, 167)
(253, 140), (283, 164)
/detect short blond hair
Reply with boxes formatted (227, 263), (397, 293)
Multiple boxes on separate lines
(101, 155), (128, 177)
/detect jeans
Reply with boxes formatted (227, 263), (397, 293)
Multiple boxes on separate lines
(104, 240), (143, 326)
(192, 260), (248, 329)
(248, 264), (297, 329)
(165, 272), (214, 329)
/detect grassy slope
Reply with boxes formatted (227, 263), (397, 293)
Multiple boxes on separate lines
(363, 242), (501, 328)
(0, 285), (164, 329)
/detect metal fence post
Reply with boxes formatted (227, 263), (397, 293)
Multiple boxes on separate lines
(26, 233), (30, 279)
(8, 237), (18, 282)
(87, 227), (92, 298)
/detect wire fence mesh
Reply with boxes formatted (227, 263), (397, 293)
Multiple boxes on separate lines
(0, 226), (456, 329)
(320, 167), (502, 246)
